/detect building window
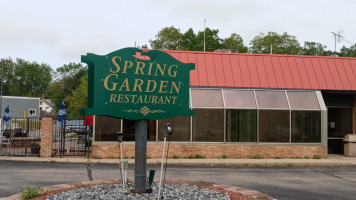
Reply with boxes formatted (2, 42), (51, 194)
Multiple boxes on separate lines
(158, 116), (191, 141)
(28, 109), (36, 117)
(192, 109), (224, 142)
(292, 111), (321, 143)
(226, 110), (257, 142)
(120, 119), (156, 142)
(259, 110), (290, 143)
(94, 116), (121, 141)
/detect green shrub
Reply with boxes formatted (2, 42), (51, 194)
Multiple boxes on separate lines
(172, 155), (179, 159)
(183, 155), (206, 159)
(30, 142), (40, 148)
(304, 156), (310, 159)
(123, 156), (129, 159)
(313, 155), (320, 159)
(131, 156), (135, 159)
(222, 155), (228, 159)
(194, 154), (206, 159)
(251, 155), (261, 159)
(274, 156), (281, 159)
(147, 156), (152, 159)
(21, 187), (42, 199)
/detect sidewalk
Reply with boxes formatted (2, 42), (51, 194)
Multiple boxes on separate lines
(1, 154), (356, 166)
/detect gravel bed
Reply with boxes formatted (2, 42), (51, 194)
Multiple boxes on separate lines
(46, 183), (231, 200)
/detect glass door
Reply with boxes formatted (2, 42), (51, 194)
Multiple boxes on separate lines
(328, 107), (353, 154)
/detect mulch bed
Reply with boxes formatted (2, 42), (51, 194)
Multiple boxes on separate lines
(30, 180), (253, 200)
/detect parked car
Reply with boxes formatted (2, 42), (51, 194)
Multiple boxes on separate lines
(65, 119), (90, 135)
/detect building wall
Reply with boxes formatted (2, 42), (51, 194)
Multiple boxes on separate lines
(91, 143), (327, 159)
(354, 94), (356, 134)
(0, 96), (40, 118)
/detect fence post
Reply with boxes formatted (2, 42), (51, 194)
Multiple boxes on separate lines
(40, 116), (54, 158)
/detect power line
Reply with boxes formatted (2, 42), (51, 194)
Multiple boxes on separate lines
(331, 31), (354, 51)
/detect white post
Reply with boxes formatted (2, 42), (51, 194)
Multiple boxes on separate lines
(120, 142), (125, 188)
(157, 136), (167, 200)
(203, 19), (206, 52)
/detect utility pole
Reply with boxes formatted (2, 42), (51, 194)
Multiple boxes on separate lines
(203, 19), (206, 52)
(0, 59), (4, 121)
(331, 31), (343, 53)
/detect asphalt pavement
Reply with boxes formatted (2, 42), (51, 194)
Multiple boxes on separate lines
(1, 155), (356, 199)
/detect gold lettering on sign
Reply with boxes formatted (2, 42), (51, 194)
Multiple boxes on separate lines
(111, 56), (121, 73)
(104, 74), (118, 91)
(106, 57), (185, 109)
(123, 60), (133, 73)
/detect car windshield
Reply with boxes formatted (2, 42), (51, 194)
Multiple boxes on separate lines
(69, 120), (84, 126)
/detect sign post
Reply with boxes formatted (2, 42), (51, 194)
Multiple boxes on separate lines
(81, 47), (194, 192)
(134, 119), (147, 192)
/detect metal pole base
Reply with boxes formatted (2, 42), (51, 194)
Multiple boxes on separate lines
(134, 119), (147, 192)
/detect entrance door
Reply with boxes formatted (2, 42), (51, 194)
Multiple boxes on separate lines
(328, 108), (353, 154)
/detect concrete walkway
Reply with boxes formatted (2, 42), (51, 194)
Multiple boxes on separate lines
(1, 154), (356, 166)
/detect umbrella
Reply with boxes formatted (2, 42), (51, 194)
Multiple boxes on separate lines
(83, 115), (93, 126)
(3, 105), (11, 125)
(56, 101), (67, 127)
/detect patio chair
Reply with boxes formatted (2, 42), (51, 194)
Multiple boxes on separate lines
(3, 133), (15, 153)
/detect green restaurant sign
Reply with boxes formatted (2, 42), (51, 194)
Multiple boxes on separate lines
(80, 48), (195, 120)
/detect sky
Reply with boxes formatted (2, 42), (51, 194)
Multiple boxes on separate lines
(1, 0), (355, 69)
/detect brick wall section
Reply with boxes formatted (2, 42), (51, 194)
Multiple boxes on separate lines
(92, 143), (327, 159)
(40, 116), (53, 158)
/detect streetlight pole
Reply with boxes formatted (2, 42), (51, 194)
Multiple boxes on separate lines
(0, 59), (3, 121)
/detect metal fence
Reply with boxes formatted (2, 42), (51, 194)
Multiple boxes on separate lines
(0, 118), (41, 156)
(53, 119), (91, 157)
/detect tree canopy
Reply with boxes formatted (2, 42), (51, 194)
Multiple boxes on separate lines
(149, 26), (247, 53)
(221, 33), (248, 53)
(0, 58), (52, 97)
(339, 44), (356, 57)
(301, 41), (327, 56)
(249, 32), (301, 54)
(149, 26), (182, 50)
(49, 63), (87, 111)
(64, 74), (88, 118)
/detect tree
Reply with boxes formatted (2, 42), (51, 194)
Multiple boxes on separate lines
(221, 33), (248, 53)
(141, 44), (149, 49)
(49, 63), (87, 111)
(149, 26), (182, 50)
(249, 32), (301, 55)
(64, 74), (88, 118)
(0, 58), (15, 96)
(180, 28), (199, 51)
(2, 58), (53, 97)
(196, 28), (222, 52)
(301, 41), (327, 56)
(339, 44), (356, 57)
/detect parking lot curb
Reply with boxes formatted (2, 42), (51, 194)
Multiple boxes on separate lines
(1, 156), (356, 166)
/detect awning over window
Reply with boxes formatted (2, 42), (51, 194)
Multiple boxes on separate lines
(223, 90), (257, 108)
(190, 88), (324, 110)
(190, 89), (223, 108)
(255, 90), (289, 109)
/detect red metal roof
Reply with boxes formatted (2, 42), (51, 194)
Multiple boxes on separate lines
(142, 50), (356, 91)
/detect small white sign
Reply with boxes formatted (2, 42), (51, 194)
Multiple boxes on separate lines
(330, 122), (335, 128)
(28, 109), (36, 116)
